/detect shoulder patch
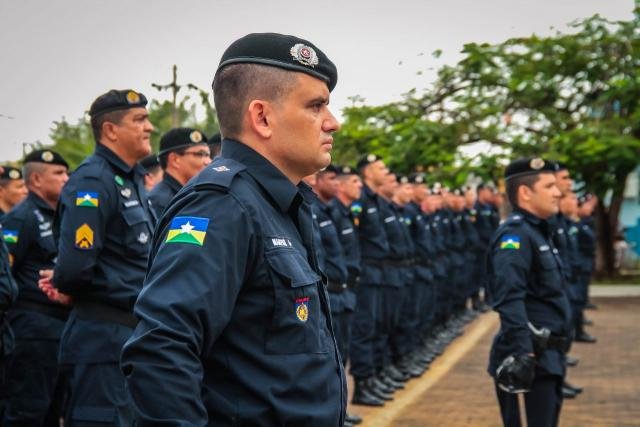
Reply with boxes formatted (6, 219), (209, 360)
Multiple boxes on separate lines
(75, 224), (94, 249)
(165, 216), (209, 246)
(76, 191), (99, 207)
(3, 229), (18, 244)
(500, 234), (521, 250)
(193, 158), (246, 191)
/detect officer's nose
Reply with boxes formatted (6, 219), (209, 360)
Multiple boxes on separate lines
(323, 108), (341, 133)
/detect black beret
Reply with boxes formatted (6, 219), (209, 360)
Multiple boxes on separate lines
(0, 166), (23, 180)
(208, 132), (222, 145)
(89, 89), (148, 118)
(336, 165), (357, 176)
(23, 149), (68, 168)
(321, 164), (339, 174)
(139, 154), (160, 171)
(408, 173), (426, 184)
(357, 153), (383, 171)
(553, 161), (568, 172)
(216, 33), (338, 92)
(158, 128), (208, 156)
(505, 157), (556, 181)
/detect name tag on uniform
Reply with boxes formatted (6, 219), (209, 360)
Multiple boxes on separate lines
(319, 220), (332, 228)
(367, 207), (377, 214)
(539, 245), (550, 252)
(124, 200), (140, 208)
(384, 216), (396, 223)
(267, 237), (293, 249)
(341, 227), (354, 235)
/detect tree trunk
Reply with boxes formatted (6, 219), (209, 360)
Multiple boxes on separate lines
(594, 196), (623, 278)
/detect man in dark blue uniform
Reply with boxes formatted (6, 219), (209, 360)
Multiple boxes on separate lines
(0, 166), (19, 421)
(0, 166), (28, 220)
(2, 150), (70, 426)
(487, 157), (571, 427)
(121, 33), (346, 426)
(139, 153), (163, 192)
(577, 195), (597, 319)
(39, 89), (155, 426)
(149, 128), (211, 217)
(350, 154), (393, 406)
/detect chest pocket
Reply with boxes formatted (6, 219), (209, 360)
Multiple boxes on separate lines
(264, 248), (328, 355)
(121, 207), (152, 256)
(536, 252), (564, 297)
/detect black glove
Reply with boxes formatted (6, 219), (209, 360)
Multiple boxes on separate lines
(496, 353), (536, 394)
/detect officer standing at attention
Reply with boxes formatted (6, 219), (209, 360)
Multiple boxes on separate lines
(139, 154), (163, 192)
(39, 89), (155, 425)
(487, 158), (571, 427)
(148, 128), (211, 217)
(0, 166), (28, 219)
(1, 150), (70, 426)
(121, 33), (346, 426)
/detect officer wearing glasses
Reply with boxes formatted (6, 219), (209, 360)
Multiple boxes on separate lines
(149, 128), (211, 217)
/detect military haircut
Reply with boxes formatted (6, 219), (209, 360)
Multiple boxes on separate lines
(506, 173), (542, 208)
(212, 63), (297, 138)
(22, 161), (48, 185)
(90, 108), (130, 143)
(158, 148), (187, 170)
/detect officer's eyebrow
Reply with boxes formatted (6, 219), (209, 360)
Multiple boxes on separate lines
(307, 95), (330, 106)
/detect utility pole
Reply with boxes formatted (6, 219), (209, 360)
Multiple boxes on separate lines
(152, 65), (202, 127)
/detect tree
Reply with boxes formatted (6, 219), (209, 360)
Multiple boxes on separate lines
(333, 8), (640, 276)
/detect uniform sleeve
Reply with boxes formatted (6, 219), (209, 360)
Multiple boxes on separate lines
(0, 238), (17, 311)
(2, 210), (30, 274)
(53, 174), (113, 294)
(121, 190), (255, 426)
(487, 228), (534, 356)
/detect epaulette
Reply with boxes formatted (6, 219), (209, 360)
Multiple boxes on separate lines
(193, 158), (246, 192)
(73, 155), (105, 180)
(503, 213), (524, 227)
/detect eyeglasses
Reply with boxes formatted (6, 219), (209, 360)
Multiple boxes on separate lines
(180, 150), (211, 159)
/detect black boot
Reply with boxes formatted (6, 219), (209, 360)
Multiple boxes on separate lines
(351, 378), (384, 406)
(345, 412), (363, 425)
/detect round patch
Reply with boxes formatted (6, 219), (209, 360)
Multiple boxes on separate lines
(342, 166), (352, 174)
(189, 130), (203, 143)
(400, 176), (409, 184)
(290, 43), (319, 67)
(367, 153), (377, 162)
(296, 303), (309, 322)
(530, 158), (545, 170)
(8, 170), (20, 179)
(41, 151), (54, 162)
(126, 91), (140, 104)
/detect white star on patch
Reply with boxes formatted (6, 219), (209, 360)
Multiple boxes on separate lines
(180, 222), (194, 233)
(83, 194), (92, 201)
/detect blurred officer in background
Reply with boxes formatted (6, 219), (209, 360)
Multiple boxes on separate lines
(0, 166), (28, 219)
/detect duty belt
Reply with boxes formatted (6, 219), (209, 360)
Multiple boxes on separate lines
(75, 300), (138, 329)
(14, 299), (70, 321)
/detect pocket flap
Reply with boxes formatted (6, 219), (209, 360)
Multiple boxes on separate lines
(266, 250), (321, 287)
(122, 206), (147, 226)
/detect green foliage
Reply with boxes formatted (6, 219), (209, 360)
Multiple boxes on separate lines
(46, 89), (219, 171)
(333, 9), (640, 194)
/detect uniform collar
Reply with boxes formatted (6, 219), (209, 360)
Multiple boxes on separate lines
(512, 206), (542, 225)
(162, 173), (183, 193)
(221, 139), (306, 213)
(95, 144), (146, 176)
(27, 191), (55, 214)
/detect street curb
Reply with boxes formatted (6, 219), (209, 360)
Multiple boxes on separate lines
(589, 285), (640, 297)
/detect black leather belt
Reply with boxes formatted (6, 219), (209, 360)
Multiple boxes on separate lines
(14, 300), (70, 321)
(75, 301), (138, 329)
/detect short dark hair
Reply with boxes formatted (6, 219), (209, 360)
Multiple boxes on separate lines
(506, 173), (542, 207)
(212, 63), (296, 138)
(159, 148), (186, 170)
(90, 109), (129, 142)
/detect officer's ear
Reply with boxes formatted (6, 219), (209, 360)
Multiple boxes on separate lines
(101, 121), (120, 143)
(518, 184), (534, 203)
(246, 99), (273, 139)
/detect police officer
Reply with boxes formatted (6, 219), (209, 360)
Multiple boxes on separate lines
(350, 154), (393, 406)
(121, 33), (345, 426)
(0, 166), (28, 219)
(149, 128), (211, 217)
(39, 89), (155, 425)
(139, 153), (163, 192)
(487, 157), (571, 427)
(1, 149), (70, 426)
(577, 194), (597, 315)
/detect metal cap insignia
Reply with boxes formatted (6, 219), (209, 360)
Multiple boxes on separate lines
(367, 154), (377, 162)
(290, 44), (319, 68)
(8, 170), (20, 179)
(189, 130), (203, 143)
(126, 91), (140, 104)
(41, 151), (54, 162)
(530, 158), (545, 170)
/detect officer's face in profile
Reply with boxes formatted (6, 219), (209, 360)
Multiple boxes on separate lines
(554, 170), (573, 195)
(559, 193), (578, 217)
(38, 164), (69, 202)
(113, 108), (154, 161)
(526, 173), (561, 218)
(338, 175), (362, 202)
(0, 179), (28, 208)
(270, 73), (340, 180)
(177, 144), (212, 181)
(316, 171), (339, 199)
(364, 161), (387, 187)
(412, 184), (428, 202)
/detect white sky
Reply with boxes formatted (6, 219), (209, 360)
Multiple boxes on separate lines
(0, 0), (633, 162)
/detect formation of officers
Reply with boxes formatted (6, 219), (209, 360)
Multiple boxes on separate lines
(0, 31), (598, 427)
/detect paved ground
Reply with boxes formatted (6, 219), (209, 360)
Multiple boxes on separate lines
(348, 297), (640, 426)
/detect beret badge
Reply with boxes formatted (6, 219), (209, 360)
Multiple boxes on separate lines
(367, 154), (377, 162)
(41, 151), (54, 162)
(290, 44), (319, 68)
(529, 158), (545, 170)
(9, 170), (20, 179)
(415, 175), (424, 183)
(189, 130), (203, 143)
(126, 91), (141, 104)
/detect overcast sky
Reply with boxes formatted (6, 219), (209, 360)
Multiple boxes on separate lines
(0, 0), (633, 162)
